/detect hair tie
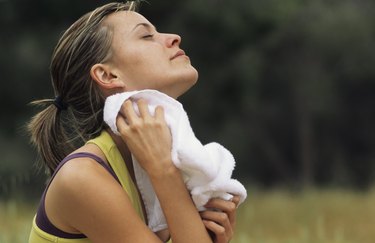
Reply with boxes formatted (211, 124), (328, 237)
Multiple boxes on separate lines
(53, 96), (68, 110)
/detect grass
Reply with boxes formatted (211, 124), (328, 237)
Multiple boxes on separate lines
(1, 188), (375, 243)
(0, 199), (37, 243)
(232, 187), (375, 243)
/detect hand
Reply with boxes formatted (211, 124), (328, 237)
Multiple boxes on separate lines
(116, 99), (173, 175)
(200, 195), (240, 243)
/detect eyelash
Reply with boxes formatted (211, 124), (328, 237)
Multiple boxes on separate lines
(142, 34), (154, 39)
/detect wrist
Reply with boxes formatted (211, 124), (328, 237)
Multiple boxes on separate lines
(147, 162), (180, 181)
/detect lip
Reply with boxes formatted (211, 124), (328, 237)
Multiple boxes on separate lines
(171, 50), (187, 60)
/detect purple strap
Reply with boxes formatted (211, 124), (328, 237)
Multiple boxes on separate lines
(36, 152), (120, 239)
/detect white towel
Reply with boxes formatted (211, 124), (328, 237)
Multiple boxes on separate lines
(104, 89), (247, 232)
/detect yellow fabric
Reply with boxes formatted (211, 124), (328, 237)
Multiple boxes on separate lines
(29, 130), (146, 243)
(29, 215), (91, 243)
(87, 130), (145, 222)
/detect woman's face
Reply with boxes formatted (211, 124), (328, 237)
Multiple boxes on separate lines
(104, 11), (198, 98)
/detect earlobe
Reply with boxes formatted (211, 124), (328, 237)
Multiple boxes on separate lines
(90, 63), (125, 89)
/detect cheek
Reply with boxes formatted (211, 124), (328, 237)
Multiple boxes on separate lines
(125, 47), (167, 73)
(121, 57), (170, 89)
(128, 58), (169, 82)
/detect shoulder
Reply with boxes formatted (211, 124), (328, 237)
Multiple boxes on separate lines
(46, 154), (121, 213)
(49, 154), (119, 205)
(45, 155), (159, 242)
(43, 155), (119, 234)
(56, 155), (109, 184)
(49, 141), (120, 205)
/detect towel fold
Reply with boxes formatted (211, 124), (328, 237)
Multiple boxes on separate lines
(104, 89), (247, 232)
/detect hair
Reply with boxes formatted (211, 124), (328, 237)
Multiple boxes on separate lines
(28, 1), (140, 175)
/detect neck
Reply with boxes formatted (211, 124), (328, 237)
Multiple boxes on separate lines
(105, 128), (148, 223)
(106, 128), (135, 181)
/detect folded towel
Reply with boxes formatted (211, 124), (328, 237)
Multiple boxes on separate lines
(104, 89), (247, 232)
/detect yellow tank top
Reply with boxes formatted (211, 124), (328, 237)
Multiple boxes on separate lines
(29, 130), (145, 243)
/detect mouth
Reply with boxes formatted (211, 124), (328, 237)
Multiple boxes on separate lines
(171, 50), (187, 60)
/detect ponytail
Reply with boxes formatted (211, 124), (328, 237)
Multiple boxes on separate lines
(28, 99), (74, 175)
(27, 2), (139, 175)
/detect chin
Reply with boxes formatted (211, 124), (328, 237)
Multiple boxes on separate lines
(189, 68), (199, 84)
(160, 67), (199, 98)
(176, 68), (198, 97)
(186, 65), (199, 85)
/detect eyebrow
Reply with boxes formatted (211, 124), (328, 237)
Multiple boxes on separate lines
(131, 22), (157, 32)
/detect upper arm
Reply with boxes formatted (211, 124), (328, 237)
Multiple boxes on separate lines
(46, 158), (162, 243)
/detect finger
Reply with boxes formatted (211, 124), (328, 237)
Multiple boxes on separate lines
(202, 220), (229, 243)
(232, 195), (241, 207)
(154, 106), (165, 121)
(200, 210), (232, 233)
(120, 100), (139, 124)
(136, 99), (151, 119)
(205, 198), (237, 226)
(205, 198), (237, 215)
(116, 114), (129, 135)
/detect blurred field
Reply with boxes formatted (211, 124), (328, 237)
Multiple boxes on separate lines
(0, 199), (37, 243)
(233, 188), (375, 243)
(1, 188), (375, 243)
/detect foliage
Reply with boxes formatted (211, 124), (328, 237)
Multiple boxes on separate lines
(1, 0), (375, 198)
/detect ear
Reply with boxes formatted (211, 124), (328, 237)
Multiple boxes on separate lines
(90, 63), (126, 90)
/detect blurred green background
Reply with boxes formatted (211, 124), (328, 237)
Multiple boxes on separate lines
(1, 0), (375, 242)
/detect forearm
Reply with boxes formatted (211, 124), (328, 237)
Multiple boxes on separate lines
(116, 100), (212, 242)
(149, 165), (212, 243)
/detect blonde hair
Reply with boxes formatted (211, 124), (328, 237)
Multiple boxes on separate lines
(28, 2), (139, 175)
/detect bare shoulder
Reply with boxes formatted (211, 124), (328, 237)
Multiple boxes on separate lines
(52, 155), (111, 194)
(45, 156), (119, 232)
(46, 156), (161, 242)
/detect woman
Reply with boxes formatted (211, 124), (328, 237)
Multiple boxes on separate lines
(28, 2), (239, 243)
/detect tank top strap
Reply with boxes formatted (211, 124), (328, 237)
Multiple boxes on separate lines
(35, 152), (120, 239)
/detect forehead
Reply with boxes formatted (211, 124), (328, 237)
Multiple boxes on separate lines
(104, 11), (151, 35)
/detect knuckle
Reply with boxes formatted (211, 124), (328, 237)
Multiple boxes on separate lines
(219, 213), (228, 222)
(216, 226), (225, 235)
(130, 122), (142, 131)
(228, 202), (236, 212)
(144, 119), (154, 128)
(117, 126), (124, 134)
(233, 195), (241, 204)
(154, 120), (164, 128)
(118, 126), (130, 136)
(200, 211), (209, 218)
(207, 220), (216, 228)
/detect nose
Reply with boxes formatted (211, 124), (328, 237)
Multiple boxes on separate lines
(165, 33), (181, 47)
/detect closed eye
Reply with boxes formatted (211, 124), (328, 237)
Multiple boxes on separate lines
(142, 34), (154, 39)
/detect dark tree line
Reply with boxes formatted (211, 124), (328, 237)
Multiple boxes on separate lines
(1, 0), (375, 199)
